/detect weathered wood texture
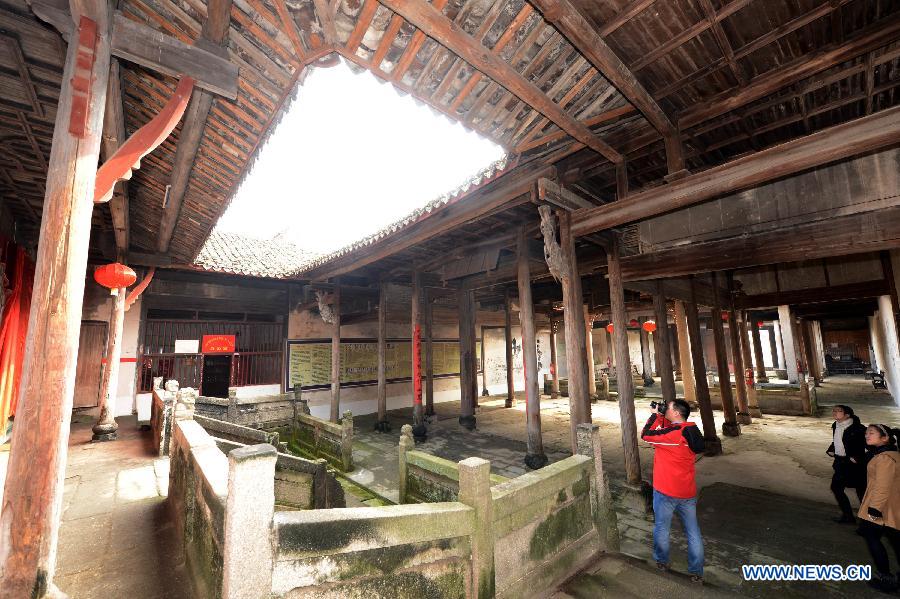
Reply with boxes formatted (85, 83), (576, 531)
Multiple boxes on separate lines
(517, 227), (544, 462)
(458, 288), (477, 428)
(686, 282), (722, 455)
(377, 282), (387, 423)
(0, 4), (111, 595)
(607, 235), (641, 484)
(572, 107), (900, 236)
(330, 285), (341, 423)
(710, 273), (739, 435)
(652, 286), (675, 403)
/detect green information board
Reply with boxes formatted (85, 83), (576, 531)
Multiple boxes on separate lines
(287, 339), (481, 389)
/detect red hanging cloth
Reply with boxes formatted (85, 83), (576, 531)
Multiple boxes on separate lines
(0, 243), (34, 436)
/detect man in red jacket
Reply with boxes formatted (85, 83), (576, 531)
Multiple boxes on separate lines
(641, 398), (706, 583)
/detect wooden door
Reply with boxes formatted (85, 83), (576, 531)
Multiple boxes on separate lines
(74, 321), (107, 408)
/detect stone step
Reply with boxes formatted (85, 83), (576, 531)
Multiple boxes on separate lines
(557, 553), (737, 599)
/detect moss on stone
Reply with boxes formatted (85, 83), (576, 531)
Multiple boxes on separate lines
(407, 473), (457, 504)
(279, 517), (377, 554)
(572, 473), (590, 498)
(557, 489), (568, 504)
(528, 498), (592, 561)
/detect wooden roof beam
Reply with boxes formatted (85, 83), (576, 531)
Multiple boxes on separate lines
(156, 0), (233, 254)
(101, 59), (129, 253)
(571, 106), (900, 236)
(312, 0), (338, 46)
(378, 0), (623, 164)
(530, 0), (680, 173)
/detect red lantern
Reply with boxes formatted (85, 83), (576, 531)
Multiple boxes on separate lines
(642, 321), (657, 332)
(629, 319), (639, 327)
(757, 321), (765, 328)
(94, 263), (137, 290)
(606, 323), (614, 334)
(721, 311), (729, 321)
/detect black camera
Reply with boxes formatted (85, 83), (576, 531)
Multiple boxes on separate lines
(650, 401), (666, 414)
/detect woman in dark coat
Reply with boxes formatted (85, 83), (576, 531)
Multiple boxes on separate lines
(826, 405), (867, 523)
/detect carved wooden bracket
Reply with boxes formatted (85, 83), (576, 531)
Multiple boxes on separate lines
(93, 76), (195, 203)
(125, 267), (155, 311)
(538, 205), (568, 281)
(316, 290), (335, 324)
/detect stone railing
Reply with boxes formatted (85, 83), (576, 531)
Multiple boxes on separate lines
(151, 378), (198, 457)
(169, 419), (618, 599)
(195, 414), (282, 449)
(196, 390), (297, 431)
(292, 410), (353, 472)
(398, 425), (508, 503)
(214, 438), (344, 511)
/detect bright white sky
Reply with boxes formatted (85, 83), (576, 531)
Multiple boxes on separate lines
(215, 61), (506, 255)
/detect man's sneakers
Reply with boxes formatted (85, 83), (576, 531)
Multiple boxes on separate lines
(655, 562), (668, 572)
(690, 575), (704, 585)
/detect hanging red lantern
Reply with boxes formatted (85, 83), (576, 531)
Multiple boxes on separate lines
(629, 319), (639, 327)
(94, 263), (137, 290)
(757, 321), (765, 328)
(721, 311), (729, 321)
(642, 321), (657, 332)
(606, 323), (614, 334)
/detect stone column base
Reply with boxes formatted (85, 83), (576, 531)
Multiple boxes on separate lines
(749, 407), (763, 418)
(459, 415), (476, 430)
(722, 422), (741, 437)
(620, 481), (653, 514)
(91, 431), (118, 442)
(524, 453), (548, 470)
(704, 436), (723, 456)
(775, 369), (788, 379)
(412, 424), (428, 441)
(736, 412), (752, 425)
(373, 420), (392, 433)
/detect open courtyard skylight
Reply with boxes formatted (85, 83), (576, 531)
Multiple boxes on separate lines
(215, 60), (507, 256)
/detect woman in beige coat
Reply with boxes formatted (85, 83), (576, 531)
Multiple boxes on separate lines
(858, 423), (900, 592)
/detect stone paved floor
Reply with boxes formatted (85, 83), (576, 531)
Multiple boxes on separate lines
(52, 414), (190, 599)
(349, 375), (900, 597)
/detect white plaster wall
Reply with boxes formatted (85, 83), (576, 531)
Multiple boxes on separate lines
(81, 293), (143, 417)
(876, 296), (900, 406)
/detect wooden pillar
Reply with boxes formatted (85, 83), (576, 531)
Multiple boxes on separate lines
(639, 322), (654, 386)
(549, 317), (560, 399)
(772, 319), (787, 371)
(458, 288), (477, 430)
(750, 318), (769, 383)
(728, 305), (751, 425)
(425, 289), (435, 416)
(739, 312), (763, 418)
(558, 210), (590, 450)
(767, 326), (779, 371)
(674, 301), (696, 403)
(686, 280), (722, 455)
(375, 282), (389, 431)
(504, 289), (515, 407)
(518, 227), (546, 469)
(711, 273), (741, 436)
(0, 5), (112, 595)
(480, 325), (489, 397)
(584, 305), (597, 399)
(670, 324), (682, 381)
(93, 287), (126, 440)
(802, 320), (821, 384)
(330, 284), (341, 423)
(778, 305), (800, 383)
(411, 271), (426, 440)
(652, 285), (675, 403)
(608, 235), (642, 484)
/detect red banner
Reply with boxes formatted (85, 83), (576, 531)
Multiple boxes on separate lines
(202, 334), (235, 354)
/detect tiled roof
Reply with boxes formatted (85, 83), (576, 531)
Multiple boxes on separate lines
(290, 155), (512, 276)
(192, 231), (319, 279)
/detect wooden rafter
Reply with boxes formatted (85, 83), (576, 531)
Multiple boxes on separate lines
(379, 0), (622, 162)
(273, 0), (307, 60)
(448, 4), (533, 113)
(653, 0), (853, 100)
(312, 0), (338, 46)
(345, 0), (380, 53)
(370, 12), (405, 71)
(157, 0), (234, 253)
(530, 0), (676, 139)
(391, 0), (449, 82)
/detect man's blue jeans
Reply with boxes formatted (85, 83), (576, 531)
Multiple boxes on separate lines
(652, 489), (704, 575)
